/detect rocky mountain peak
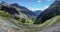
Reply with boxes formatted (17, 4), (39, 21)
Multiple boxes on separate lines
(11, 3), (19, 6)
(1, 1), (8, 6)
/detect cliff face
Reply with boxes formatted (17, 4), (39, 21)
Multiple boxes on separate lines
(35, 1), (60, 24)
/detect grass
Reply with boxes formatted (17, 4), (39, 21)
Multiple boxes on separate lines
(12, 27), (20, 30)
(0, 10), (12, 18)
(38, 15), (60, 30)
(0, 10), (60, 32)
(0, 10), (33, 26)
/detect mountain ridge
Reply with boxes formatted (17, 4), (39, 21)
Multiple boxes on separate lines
(34, 10), (42, 16)
(0, 2), (36, 18)
(35, 0), (60, 24)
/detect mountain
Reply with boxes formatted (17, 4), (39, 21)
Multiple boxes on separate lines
(39, 15), (60, 32)
(34, 10), (42, 16)
(10, 3), (36, 17)
(0, 1), (60, 32)
(0, 9), (60, 32)
(34, 0), (60, 24)
(0, 2), (36, 18)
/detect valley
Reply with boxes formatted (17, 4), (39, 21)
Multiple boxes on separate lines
(0, 0), (60, 32)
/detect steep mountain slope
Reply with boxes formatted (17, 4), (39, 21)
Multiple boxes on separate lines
(0, 10), (60, 32)
(0, 16), (21, 32)
(10, 3), (36, 16)
(0, 2), (36, 18)
(38, 15), (60, 32)
(35, 0), (60, 24)
(25, 15), (60, 32)
(10, 3), (36, 17)
(0, 10), (21, 32)
(0, 10), (33, 32)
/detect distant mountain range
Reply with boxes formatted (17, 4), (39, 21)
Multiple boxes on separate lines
(35, 0), (60, 24)
(34, 10), (42, 16)
(0, 2), (36, 18)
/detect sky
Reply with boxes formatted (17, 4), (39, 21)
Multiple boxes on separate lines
(0, 0), (55, 11)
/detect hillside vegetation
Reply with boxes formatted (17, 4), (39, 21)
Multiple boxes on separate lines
(35, 0), (60, 24)
(0, 10), (60, 32)
(0, 0), (60, 32)
(0, 10), (33, 26)
(0, 10), (34, 32)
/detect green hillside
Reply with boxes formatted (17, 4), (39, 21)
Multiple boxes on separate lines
(0, 10), (60, 32)
(37, 15), (60, 32)
(24, 15), (60, 32)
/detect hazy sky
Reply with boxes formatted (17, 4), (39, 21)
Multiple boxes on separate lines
(0, 0), (55, 11)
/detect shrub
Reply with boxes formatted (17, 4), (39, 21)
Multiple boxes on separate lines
(20, 18), (26, 23)
(0, 10), (12, 18)
(14, 16), (20, 20)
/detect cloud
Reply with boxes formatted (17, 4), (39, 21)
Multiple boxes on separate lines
(37, 0), (42, 2)
(28, 6), (49, 11)
(28, 7), (43, 11)
(44, 6), (49, 9)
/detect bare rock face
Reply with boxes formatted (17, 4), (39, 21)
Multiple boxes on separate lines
(0, 23), (14, 32)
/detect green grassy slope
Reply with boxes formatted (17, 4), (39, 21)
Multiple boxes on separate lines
(24, 15), (60, 32)
(0, 10), (34, 32)
(0, 10), (60, 32)
(38, 15), (60, 32)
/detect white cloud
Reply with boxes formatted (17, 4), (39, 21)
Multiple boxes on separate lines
(28, 6), (49, 11)
(28, 7), (43, 11)
(37, 0), (42, 2)
(44, 6), (49, 9)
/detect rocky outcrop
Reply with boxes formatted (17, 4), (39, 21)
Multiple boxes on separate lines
(1, 5), (19, 15)
(0, 2), (19, 15)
